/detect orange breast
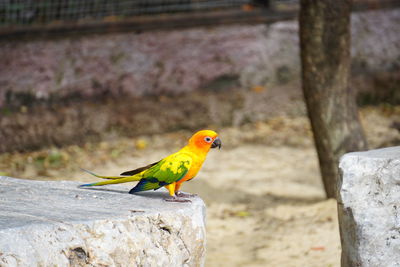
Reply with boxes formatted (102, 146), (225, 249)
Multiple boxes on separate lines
(178, 154), (205, 184)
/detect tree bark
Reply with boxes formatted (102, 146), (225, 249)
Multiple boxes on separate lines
(299, 0), (368, 198)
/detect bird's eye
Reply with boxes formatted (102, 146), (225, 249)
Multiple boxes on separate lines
(204, 137), (212, 143)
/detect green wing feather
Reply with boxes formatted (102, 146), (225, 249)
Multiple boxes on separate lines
(129, 153), (192, 193)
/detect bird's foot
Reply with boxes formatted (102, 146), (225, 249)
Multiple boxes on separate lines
(164, 196), (191, 203)
(175, 191), (197, 198)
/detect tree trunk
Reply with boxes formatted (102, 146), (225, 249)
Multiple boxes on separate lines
(299, 0), (368, 198)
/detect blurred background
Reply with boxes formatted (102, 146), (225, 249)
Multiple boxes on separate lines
(0, 0), (399, 266)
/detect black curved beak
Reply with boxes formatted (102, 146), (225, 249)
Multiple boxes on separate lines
(211, 137), (222, 149)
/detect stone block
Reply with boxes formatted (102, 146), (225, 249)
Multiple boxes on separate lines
(0, 177), (206, 267)
(338, 146), (400, 267)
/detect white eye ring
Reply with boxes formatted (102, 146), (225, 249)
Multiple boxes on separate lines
(204, 137), (212, 143)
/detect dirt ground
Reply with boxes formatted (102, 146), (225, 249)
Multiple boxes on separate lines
(1, 105), (399, 267)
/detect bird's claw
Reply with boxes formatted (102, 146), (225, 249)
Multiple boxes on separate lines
(164, 196), (191, 203)
(175, 191), (197, 198)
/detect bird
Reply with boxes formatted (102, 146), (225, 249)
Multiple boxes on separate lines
(80, 130), (221, 202)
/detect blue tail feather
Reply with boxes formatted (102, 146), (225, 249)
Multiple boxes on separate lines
(129, 180), (163, 194)
(79, 183), (95, 187)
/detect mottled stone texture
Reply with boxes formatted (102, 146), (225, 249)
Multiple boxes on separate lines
(0, 23), (299, 107)
(338, 146), (400, 267)
(1, 9), (399, 107)
(0, 177), (206, 267)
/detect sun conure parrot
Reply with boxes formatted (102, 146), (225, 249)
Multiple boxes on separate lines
(80, 130), (221, 202)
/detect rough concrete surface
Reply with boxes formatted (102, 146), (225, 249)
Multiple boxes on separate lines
(338, 146), (400, 267)
(0, 176), (206, 267)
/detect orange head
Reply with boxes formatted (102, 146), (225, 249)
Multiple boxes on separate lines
(187, 130), (222, 152)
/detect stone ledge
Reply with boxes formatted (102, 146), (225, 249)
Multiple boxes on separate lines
(338, 146), (400, 267)
(0, 177), (206, 267)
